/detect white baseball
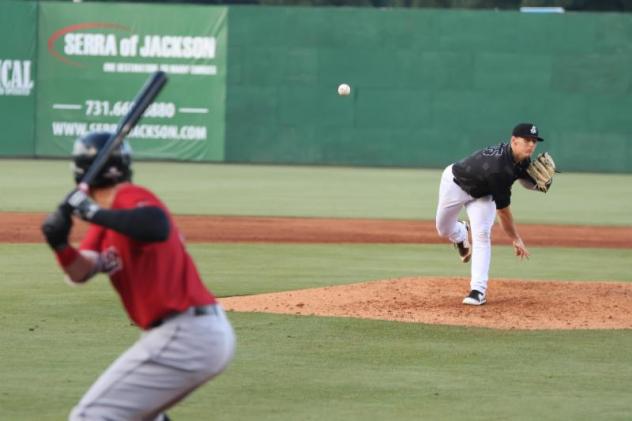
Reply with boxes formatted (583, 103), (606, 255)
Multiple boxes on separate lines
(337, 83), (351, 96)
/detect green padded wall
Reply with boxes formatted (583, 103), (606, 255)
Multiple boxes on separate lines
(2, 4), (631, 172)
(0, 1), (37, 156)
(225, 7), (632, 172)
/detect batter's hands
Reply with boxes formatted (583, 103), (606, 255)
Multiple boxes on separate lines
(42, 206), (73, 250)
(513, 238), (529, 260)
(64, 189), (101, 221)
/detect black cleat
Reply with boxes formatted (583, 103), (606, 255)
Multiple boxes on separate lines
(454, 220), (472, 263)
(463, 289), (486, 306)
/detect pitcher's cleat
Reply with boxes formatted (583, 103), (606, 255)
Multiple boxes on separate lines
(454, 220), (472, 263)
(463, 290), (486, 306)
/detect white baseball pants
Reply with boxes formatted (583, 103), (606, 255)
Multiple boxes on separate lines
(69, 304), (235, 421)
(435, 165), (497, 294)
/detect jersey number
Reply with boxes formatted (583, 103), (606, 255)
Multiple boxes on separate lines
(482, 145), (503, 157)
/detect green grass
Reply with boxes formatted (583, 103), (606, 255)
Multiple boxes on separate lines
(4, 244), (629, 301)
(173, 313), (632, 421)
(3, 311), (632, 421)
(1, 159), (631, 225)
(189, 243), (632, 296)
(2, 243), (632, 420)
(2, 159), (632, 420)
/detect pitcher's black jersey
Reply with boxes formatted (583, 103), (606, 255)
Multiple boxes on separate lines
(451, 143), (532, 209)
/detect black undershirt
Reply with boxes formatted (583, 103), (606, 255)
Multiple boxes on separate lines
(90, 206), (170, 242)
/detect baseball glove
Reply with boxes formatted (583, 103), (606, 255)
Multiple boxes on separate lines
(526, 152), (556, 193)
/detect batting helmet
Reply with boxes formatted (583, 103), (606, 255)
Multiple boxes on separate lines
(71, 132), (133, 188)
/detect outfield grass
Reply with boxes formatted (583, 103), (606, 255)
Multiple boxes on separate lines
(1, 159), (631, 225)
(1, 159), (631, 420)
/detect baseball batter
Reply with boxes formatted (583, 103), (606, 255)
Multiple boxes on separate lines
(435, 123), (556, 305)
(41, 132), (235, 421)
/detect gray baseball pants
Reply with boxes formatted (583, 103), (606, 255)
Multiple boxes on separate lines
(69, 304), (235, 421)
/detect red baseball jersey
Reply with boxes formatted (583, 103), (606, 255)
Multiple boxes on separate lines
(79, 183), (216, 329)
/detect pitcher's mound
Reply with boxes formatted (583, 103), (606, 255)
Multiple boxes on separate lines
(221, 277), (632, 330)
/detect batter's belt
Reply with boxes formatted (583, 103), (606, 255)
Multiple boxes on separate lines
(149, 304), (219, 329)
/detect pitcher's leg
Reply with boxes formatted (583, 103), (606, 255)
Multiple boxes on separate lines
(435, 165), (471, 243)
(465, 196), (497, 295)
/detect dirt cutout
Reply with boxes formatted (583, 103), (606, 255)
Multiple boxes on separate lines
(222, 277), (632, 330)
(5, 213), (632, 247)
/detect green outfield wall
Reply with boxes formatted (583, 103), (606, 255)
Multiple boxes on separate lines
(0, 2), (631, 172)
(0, 1), (37, 156)
(225, 7), (632, 172)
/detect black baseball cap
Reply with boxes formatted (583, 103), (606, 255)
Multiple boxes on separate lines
(512, 123), (544, 142)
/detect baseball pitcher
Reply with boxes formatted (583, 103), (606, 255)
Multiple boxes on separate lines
(41, 132), (236, 420)
(435, 123), (556, 305)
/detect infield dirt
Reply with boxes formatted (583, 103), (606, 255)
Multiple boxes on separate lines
(4, 212), (632, 247)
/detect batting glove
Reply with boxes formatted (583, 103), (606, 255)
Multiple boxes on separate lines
(65, 189), (101, 221)
(41, 206), (73, 250)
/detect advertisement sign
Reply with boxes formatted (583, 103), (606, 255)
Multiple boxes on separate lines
(37, 2), (227, 161)
(0, 1), (37, 156)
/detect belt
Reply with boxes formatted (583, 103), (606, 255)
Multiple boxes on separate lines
(150, 304), (218, 329)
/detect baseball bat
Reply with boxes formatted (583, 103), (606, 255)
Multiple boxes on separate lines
(78, 70), (168, 192)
